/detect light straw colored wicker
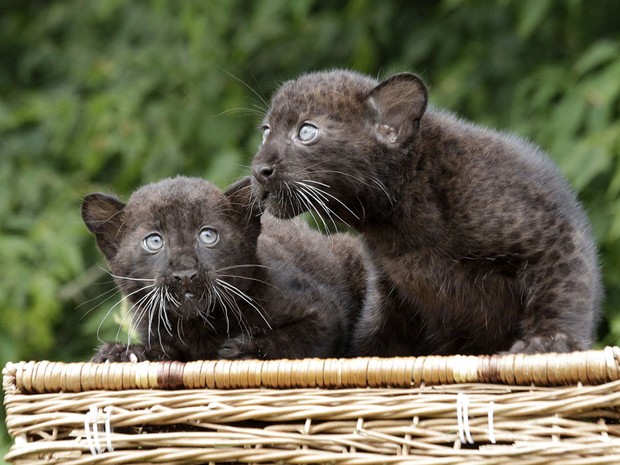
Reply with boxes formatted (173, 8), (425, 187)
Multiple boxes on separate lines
(4, 348), (620, 464)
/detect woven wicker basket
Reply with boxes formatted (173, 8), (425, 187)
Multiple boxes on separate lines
(4, 348), (620, 464)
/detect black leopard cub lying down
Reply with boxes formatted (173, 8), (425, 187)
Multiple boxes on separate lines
(82, 176), (370, 362)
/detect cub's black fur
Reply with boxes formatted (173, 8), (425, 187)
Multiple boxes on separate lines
(82, 176), (368, 362)
(252, 69), (601, 355)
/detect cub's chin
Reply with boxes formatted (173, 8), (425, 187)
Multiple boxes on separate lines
(264, 194), (307, 219)
(253, 184), (307, 219)
(169, 294), (209, 320)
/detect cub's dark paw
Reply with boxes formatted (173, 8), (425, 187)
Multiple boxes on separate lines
(218, 337), (258, 360)
(91, 342), (148, 363)
(506, 333), (587, 354)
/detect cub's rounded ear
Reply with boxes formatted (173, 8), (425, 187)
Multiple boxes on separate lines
(81, 193), (126, 260)
(364, 73), (428, 146)
(224, 176), (261, 224)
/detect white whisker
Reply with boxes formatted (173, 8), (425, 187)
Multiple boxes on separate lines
(216, 107), (266, 118)
(96, 283), (156, 343)
(217, 273), (281, 292)
(295, 191), (323, 230)
(165, 287), (181, 308)
(145, 287), (161, 349)
(221, 69), (270, 113)
(295, 187), (334, 234)
(76, 285), (120, 318)
(159, 288), (174, 337)
(106, 271), (157, 283)
(176, 316), (187, 346)
(215, 283), (252, 340)
(118, 287), (157, 342)
(309, 169), (395, 206)
(212, 286), (231, 335)
(216, 278), (272, 330)
(297, 185), (342, 232)
(216, 264), (270, 272)
(299, 180), (361, 220)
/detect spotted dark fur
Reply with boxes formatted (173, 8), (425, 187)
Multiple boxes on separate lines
(252, 69), (601, 355)
(82, 176), (368, 362)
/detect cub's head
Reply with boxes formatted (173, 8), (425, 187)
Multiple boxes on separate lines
(251, 69), (428, 224)
(81, 176), (261, 322)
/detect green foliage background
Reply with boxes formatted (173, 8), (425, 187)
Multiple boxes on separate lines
(1, 0), (620, 458)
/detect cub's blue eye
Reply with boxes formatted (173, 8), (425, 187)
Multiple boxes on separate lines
(199, 227), (219, 247)
(261, 126), (271, 145)
(297, 123), (318, 143)
(142, 233), (164, 253)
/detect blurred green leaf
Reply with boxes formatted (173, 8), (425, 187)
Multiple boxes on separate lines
(575, 41), (620, 76)
(517, 0), (553, 38)
(559, 139), (611, 192)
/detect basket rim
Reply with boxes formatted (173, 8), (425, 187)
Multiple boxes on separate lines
(3, 347), (620, 394)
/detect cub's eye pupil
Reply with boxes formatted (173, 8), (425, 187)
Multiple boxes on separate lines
(142, 233), (164, 253)
(298, 123), (318, 142)
(261, 126), (271, 144)
(199, 227), (219, 247)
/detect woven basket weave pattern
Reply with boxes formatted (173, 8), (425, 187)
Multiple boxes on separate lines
(4, 349), (620, 464)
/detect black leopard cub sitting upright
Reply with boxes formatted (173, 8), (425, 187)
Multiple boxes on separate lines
(82, 176), (370, 362)
(251, 69), (601, 356)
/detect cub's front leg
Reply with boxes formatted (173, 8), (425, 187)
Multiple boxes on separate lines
(217, 335), (262, 360)
(217, 333), (299, 360)
(91, 342), (174, 362)
(218, 312), (343, 360)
